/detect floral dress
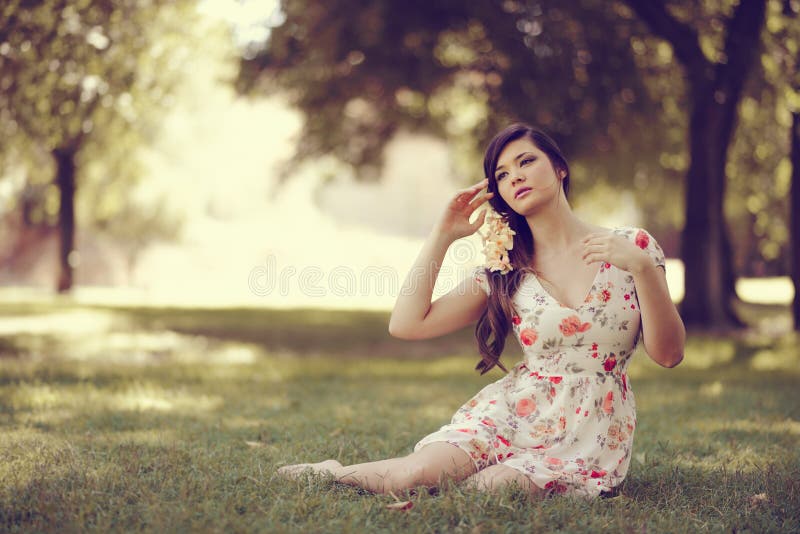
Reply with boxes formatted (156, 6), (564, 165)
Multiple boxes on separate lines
(413, 226), (666, 497)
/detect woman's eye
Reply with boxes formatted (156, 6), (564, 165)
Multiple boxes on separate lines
(496, 172), (506, 180)
(522, 157), (535, 165)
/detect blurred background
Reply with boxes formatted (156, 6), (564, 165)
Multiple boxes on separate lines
(2, 3), (799, 530)
(0, 0), (798, 324)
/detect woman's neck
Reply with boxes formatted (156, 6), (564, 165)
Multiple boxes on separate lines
(524, 202), (589, 258)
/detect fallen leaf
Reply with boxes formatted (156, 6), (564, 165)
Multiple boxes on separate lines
(748, 493), (769, 508)
(245, 441), (266, 448)
(385, 501), (413, 511)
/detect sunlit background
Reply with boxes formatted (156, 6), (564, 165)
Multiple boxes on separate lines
(1, 4), (798, 531)
(0, 0), (794, 311)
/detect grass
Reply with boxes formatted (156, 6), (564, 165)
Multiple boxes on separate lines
(0, 298), (798, 532)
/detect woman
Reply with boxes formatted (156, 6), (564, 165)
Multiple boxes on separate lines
(277, 123), (686, 499)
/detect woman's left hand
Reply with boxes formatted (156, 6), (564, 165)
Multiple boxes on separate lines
(581, 232), (649, 274)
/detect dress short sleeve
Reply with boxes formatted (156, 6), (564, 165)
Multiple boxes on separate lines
(632, 227), (666, 272)
(470, 265), (491, 296)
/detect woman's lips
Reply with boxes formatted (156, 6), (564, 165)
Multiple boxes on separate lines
(515, 188), (532, 199)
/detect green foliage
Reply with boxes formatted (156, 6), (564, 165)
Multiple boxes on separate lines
(237, 0), (667, 185)
(0, 299), (797, 532)
(724, 0), (800, 275)
(0, 0), (199, 249)
(237, 0), (800, 274)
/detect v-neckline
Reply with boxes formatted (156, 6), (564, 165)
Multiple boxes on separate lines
(531, 264), (603, 312)
(528, 226), (624, 313)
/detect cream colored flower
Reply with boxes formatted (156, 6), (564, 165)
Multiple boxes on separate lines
(480, 209), (516, 274)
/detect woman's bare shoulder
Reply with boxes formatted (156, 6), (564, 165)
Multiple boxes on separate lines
(588, 224), (616, 233)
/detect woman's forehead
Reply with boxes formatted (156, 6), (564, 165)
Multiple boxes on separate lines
(496, 137), (540, 167)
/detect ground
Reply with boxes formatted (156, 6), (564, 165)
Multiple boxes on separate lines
(0, 297), (797, 532)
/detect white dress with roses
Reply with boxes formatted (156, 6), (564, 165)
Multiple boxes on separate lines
(413, 226), (666, 497)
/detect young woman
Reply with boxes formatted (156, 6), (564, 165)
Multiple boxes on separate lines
(277, 123), (686, 499)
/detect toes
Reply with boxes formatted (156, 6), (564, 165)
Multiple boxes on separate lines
(277, 464), (311, 478)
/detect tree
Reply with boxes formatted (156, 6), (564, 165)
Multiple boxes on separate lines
(0, 0), (196, 292)
(621, 0), (767, 330)
(766, 0), (800, 328)
(236, 0), (666, 185)
(237, 0), (784, 330)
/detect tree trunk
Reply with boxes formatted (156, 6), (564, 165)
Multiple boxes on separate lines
(679, 80), (748, 330)
(53, 146), (77, 293)
(624, 0), (766, 330)
(791, 111), (800, 330)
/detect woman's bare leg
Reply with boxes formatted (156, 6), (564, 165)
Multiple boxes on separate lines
(277, 442), (477, 495)
(460, 464), (544, 501)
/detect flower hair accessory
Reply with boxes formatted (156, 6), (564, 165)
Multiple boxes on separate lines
(480, 208), (516, 274)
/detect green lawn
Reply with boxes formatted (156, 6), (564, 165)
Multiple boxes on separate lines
(0, 299), (798, 532)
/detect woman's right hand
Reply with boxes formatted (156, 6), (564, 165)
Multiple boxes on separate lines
(434, 178), (495, 242)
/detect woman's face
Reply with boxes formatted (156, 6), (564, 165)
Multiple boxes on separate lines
(492, 137), (563, 214)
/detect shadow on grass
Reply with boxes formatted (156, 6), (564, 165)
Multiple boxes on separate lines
(0, 298), (798, 531)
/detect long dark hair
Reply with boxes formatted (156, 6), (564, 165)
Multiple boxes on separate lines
(474, 123), (571, 375)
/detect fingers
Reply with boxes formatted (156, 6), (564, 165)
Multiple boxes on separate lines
(581, 243), (604, 257)
(469, 191), (494, 206)
(471, 208), (487, 230)
(581, 243), (604, 254)
(582, 234), (602, 245)
(458, 178), (489, 200)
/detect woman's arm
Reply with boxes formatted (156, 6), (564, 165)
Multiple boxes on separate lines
(388, 179), (493, 340)
(582, 227), (685, 368)
(630, 260), (685, 368)
(388, 230), (486, 340)
(388, 229), (451, 337)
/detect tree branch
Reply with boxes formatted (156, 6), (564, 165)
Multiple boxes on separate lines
(718, 0), (767, 86)
(622, 0), (709, 79)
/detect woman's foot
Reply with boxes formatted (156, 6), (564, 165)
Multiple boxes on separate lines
(276, 459), (343, 480)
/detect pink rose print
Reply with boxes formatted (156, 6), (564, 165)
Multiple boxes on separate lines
(515, 398), (536, 417)
(545, 481), (568, 494)
(520, 328), (538, 346)
(414, 229), (646, 496)
(559, 316), (592, 336)
(603, 391), (614, 414)
(635, 230), (649, 249)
